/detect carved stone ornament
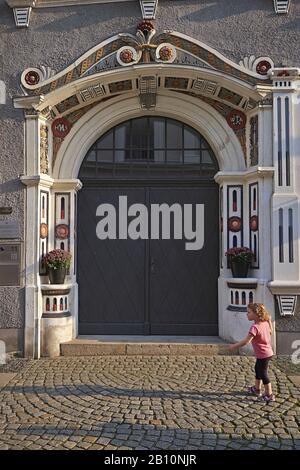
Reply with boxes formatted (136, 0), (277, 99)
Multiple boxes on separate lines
(250, 216), (259, 232)
(19, 28), (271, 106)
(55, 224), (69, 240)
(116, 46), (140, 67)
(238, 56), (274, 76)
(156, 43), (176, 63)
(21, 66), (56, 91)
(24, 70), (39, 85)
(117, 24), (177, 66)
(40, 223), (48, 239)
(226, 110), (246, 131)
(256, 60), (272, 76)
(137, 20), (155, 33)
(250, 115), (258, 166)
(40, 124), (49, 174)
(228, 216), (242, 232)
(51, 118), (71, 138)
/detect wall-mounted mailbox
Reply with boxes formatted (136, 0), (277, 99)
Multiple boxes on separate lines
(0, 243), (21, 286)
(0, 220), (19, 239)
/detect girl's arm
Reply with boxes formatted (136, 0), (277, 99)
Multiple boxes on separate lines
(228, 334), (254, 351)
(268, 318), (273, 335)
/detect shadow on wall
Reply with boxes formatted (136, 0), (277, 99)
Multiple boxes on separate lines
(0, 179), (23, 195)
(172, 0), (300, 42)
(33, 4), (140, 34)
(177, 0), (278, 21)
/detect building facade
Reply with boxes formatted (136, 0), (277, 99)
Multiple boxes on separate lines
(1, 0), (300, 358)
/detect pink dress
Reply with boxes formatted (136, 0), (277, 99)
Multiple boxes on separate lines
(249, 321), (273, 359)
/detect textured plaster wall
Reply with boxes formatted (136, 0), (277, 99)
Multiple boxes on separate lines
(1, 0), (300, 333)
(0, 287), (24, 328)
(0, 1), (25, 331)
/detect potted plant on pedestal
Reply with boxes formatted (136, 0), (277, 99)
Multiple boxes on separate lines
(225, 246), (254, 278)
(43, 249), (72, 284)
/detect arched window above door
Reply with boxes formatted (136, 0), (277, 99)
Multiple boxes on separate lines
(79, 117), (219, 179)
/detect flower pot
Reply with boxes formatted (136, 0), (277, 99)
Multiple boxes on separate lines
(48, 267), (66, 284)
(230, 261), (249, 278)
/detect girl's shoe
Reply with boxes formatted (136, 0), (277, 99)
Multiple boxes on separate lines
(262, 393), (276, 402)
(248, 386), (262, 397)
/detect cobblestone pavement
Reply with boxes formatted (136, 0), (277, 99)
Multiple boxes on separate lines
(0, 356), (300, 450)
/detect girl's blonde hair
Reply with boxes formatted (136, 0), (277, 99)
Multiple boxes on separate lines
(247, 303), (271, 322)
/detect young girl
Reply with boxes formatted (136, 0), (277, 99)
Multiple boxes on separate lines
(228, 303), (275, 402)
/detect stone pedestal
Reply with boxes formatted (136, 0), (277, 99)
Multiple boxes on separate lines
(41, 284), (73, 357)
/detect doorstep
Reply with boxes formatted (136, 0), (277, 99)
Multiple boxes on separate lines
(60, 336), (233, 356)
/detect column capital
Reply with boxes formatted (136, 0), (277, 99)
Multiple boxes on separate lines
(52, 179), (83, 192)
(20, 174), (54, 187)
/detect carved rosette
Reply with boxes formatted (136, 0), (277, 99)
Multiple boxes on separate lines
(228, 216), (242, 232)
(156, 43), (176, 63)
(137, 20), (155, 34)
(116, 46), (140, 67)
(55, 224), (69, 240)
(256, 60), (272, 76)
(24, 70), (40, 86)
(120, 49), (134, 63)
(21, 66), (56, 91)
(40, 124), (49, 174)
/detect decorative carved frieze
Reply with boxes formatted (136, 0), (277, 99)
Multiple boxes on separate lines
(13, 7), (31, 27)
(191, 79), (218, 96)
(276, 295), (297, 316)
(19, 28), (271, 99)
(39, 190), (49, 275)
(139, 75), (157, 109)
(250, 115), (258, 166)
(273, 0), (290, 14)
(139, 0), (158, 19)
(249, 182), (259, 268)
(40, 124), (49, 174)
(227, 185), (243, 256)
(80, 84), (106, 102)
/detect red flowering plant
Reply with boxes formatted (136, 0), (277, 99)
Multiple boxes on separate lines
(43, 249), (71, 270)
(225, 246), (254, 265)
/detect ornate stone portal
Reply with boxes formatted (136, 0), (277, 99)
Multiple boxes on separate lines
(14, 20), (300, 356)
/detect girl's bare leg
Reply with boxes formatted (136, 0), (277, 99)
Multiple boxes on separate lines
(255, 379), (262, 391)
(264, 383), (273, 396)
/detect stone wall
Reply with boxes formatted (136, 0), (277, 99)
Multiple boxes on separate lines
(1, 0), (300, 351)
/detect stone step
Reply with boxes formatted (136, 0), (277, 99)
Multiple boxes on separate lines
(60, 336), (234, 356)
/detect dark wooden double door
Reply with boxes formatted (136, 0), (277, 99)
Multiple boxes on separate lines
(78, 182), (219, 335)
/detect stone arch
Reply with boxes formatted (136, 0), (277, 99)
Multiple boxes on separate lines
(54, 90), (246, 179)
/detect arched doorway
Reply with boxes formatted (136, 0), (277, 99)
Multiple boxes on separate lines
(78, 116), (219, 335)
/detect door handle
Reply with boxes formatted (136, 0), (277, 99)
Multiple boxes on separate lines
(150, 256), (155, 274)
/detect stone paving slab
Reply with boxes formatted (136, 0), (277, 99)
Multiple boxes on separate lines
(0, 373), (16, 389)
(288, 376), (300, 388)
(60, 340), (233, 356)
(0, 356), (299, 450)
